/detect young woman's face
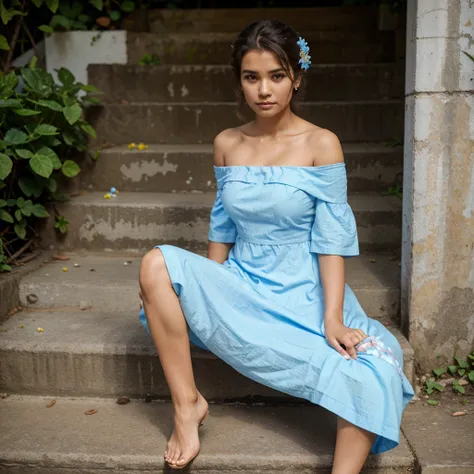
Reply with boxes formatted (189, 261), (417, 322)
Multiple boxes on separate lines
(240, 49), (300, 118)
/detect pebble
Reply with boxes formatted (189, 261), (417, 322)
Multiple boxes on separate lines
(79, 301), (92, 311)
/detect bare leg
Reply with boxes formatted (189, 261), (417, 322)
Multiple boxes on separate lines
(331, 417), (376, 474)
(139, 248), (209, 469)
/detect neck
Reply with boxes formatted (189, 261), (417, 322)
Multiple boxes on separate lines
(253, 106), (297, 138)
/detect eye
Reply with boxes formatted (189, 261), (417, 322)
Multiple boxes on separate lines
(273, 73), (286, 80)
(243, 74), (257, 81)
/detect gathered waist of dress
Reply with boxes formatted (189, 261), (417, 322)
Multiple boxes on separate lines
(236, 232), (312, 246)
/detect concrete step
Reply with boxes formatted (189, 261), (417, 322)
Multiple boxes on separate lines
(41, 192), (402, 253)
(80, 143), (403, 193)
(0, 395), (414, 472)
(88, 63), (404, 103)
(0, 308), (411, 398)
(126, 31), (396, 65)
(147, 6), (378, 34)
(18, 253), (402, 319)
(88, 101), (404, 146)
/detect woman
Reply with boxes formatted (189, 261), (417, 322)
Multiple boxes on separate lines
(138, 19), (414, 473)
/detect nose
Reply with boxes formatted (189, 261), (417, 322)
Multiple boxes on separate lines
(258, 78), (271, 98)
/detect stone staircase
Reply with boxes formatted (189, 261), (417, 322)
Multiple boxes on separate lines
(0, 6), (417, 472)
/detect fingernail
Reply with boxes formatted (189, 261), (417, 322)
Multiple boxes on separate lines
(344, 355), (350, 360)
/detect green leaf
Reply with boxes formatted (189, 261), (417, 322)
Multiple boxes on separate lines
(121, 1), (135, 12)
(89, 0), (103, 10)
(433, 382), (444, 392)
(21, 68), (52, 97)
(468, 370), (474, 382)
(39, 24), (54, 34)
(80, 123), (96, 138)
(62, 160), (81, 177)
(4, 129), (28, 145)
(32, 0), (44, 7)
(0, 153), (13, 179)
(452, 383), (465, 394)
(0, 34), (9, 51)
(16, 149), (33, 159)
(18, 176), (44, 198)
(31, 204), (49, 218)
(62, 132), (74, 146)
(30, 153), (54, 178)
(37, 146), (61, 170)
(433, 367), (447, 378)
(58, 67), (75, 87)
(72, 20), (87, 30)
(0, 199), (6, 208)
(427, 400), (439, 406)
(15, 209), (22, 221)
(6, 199), (16, 206)
(3, 71), (18, 91)
(13, 108), (41, 116)
(458, 369), (466, 376)
(0, 99), (22, 107)
(45, 0), (59, 13)
(50, 14), (72, 29)
(80, 83), (100, 92)
(48, 177), (58, 193)
(20, 200), (34, 217)
(29, 55), (37, 69)
(63, 102), (82, 125)
(455, 357), (469, 369)
(32, 99), (63, 111)
(448, 365), (458, 374)
(83, 96), (101, 105)
(34, 124), (58, 136)
(0, 209), (13, 223)
(14, 224), (26, 240)
(109, 10), (121, 21)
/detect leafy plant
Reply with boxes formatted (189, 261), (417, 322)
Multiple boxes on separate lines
(138, 53), (161, 65)
(425, 350), (474, 403)
(0, 57), (100, 270)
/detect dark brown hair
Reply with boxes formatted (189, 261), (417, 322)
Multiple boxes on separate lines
(230, 19), (307, 120)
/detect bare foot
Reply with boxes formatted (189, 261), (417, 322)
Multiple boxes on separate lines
(164, 391), (209, 469)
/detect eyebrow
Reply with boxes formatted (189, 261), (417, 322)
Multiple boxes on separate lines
(241, 68), (285, 74)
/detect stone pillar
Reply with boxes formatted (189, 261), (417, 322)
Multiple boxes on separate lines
(402, 0), (474, 371)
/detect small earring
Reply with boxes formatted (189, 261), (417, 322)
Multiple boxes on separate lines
(294, 87), (298, 91)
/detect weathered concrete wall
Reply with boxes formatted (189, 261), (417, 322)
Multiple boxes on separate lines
(402, 0), (474, 370)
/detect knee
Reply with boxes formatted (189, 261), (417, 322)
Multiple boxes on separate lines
(139, 248), (168, 292)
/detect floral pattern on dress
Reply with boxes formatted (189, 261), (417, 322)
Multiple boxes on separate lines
(356, 335), (403, 379)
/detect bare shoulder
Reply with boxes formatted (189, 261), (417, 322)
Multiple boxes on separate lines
(307, 128), (344, 167)
(213, 128), (242, 166)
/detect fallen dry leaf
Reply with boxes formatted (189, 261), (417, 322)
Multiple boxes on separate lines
(96, 16), (110, 27)
(85, 409), (98, 415)
(46, 400), (56, 408)
(53, 255), (70, 261)
(116, 396), (130, 405)
(451, 411), (467, 417)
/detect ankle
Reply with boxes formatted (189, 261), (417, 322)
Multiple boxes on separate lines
(173, 390), (200, 408)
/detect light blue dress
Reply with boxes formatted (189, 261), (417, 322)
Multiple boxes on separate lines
(139, 162), (414, 454)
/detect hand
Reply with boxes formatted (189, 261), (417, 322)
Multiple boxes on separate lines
(324, 322), (369, 360)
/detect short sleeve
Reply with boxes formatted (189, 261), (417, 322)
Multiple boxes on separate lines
(208, 188), (237, 243)
(310, 200), (359, 257)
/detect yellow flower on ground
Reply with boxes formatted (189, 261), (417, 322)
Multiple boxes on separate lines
(62, 267), (68, 272)
(137, 142), (148, 150)
(128, 142), (136, 149)
(104, 193), (112, 199)
(37, 327), (44, 333)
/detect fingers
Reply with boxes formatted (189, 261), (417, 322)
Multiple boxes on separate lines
(328, 337), (351, 360)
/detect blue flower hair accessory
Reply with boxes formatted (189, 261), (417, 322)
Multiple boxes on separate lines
(297, 36), (311, 70)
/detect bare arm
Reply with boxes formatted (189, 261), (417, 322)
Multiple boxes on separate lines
(310, 130), (367, 359)
(207, 130), (234, 264)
